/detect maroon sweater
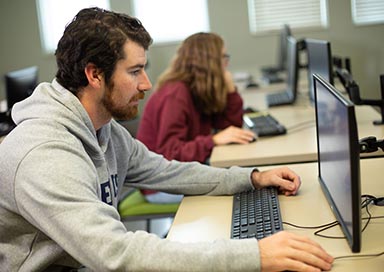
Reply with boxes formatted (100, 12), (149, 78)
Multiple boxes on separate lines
(137, 81), (243, 163)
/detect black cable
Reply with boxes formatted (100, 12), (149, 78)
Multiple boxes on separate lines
(361, 196), (373, 233)
(283, 196), (384, 262)
(334, 251), (384, 260)
(283, 195), (384, 239)
(365, 215), (384, 220)
(314, 195), (380, 238)
(314, 221), (344, 239)
(332, 201), (384, 262)
(282, 220), (338, 230)
(286, 120), (315, 131)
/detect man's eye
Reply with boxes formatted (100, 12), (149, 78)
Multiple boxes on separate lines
(130, 70), (139, 75)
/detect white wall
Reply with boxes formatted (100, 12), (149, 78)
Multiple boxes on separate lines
(0, 0), (383, 105)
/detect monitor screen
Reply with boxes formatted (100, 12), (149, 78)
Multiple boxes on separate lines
(286, 36), (299, 101)
(277, 24), (292, 70)
(5, 66), (38, 111)
(314, 74), (361, 253)
(307, 39), (334, 103)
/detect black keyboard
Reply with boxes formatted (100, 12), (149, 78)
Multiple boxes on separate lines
(231, 187), (283, 240)
(267, 91), (294, 107)
(243, 113), (286, 137)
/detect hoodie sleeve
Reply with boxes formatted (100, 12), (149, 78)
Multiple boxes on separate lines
(113, 123), (255, 196)
(14, 139), (261, 271)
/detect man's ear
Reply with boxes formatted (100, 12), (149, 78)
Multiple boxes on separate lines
(84, 63), (103, 88)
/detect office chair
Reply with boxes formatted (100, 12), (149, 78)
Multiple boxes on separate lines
(118, 189), (180, 233)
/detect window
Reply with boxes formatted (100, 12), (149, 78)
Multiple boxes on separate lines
(351, 0), (384, 25)
(132, 0), (210, 44)
(247, 0), (329, 34)
(36, 0), (110, 54)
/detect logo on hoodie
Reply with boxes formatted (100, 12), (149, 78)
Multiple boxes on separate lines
(101, 174), (118, 205)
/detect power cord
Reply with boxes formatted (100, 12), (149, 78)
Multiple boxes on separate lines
(286, 120), (315, 132)
(283, 195), (384, 261)
(334, 251), (384, 260)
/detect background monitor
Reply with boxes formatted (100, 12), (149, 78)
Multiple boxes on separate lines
(266, 35), (300, 107)
(307, 39), (334, 103)
(314, 74), (361, 253)
(5, 66), (38, 111)
(261, 24), (292, 75)
(285, 36), (299, 101)
(277, 24), (292, 71)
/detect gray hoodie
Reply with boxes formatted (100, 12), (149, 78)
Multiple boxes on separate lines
(0, 79), (261, 271)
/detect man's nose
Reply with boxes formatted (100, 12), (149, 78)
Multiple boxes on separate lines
(139, 71), (152, 92)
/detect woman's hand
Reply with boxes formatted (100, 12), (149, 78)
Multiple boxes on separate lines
(212, 126), (256, 145)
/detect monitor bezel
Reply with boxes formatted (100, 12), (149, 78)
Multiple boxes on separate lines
(313, 73), (361, 253)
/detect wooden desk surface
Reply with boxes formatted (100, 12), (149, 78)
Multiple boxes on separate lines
(168, 158), (384, 271)
(210, 87), (384, 168)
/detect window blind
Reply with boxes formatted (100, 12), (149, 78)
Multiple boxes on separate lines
(36, 0), (110, 54)
(352, 0), (384, 25)
(132, 0), (210, 44)
(247, 0), (329, 33)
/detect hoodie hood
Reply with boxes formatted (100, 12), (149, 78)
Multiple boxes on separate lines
(11, 79), (110, 161)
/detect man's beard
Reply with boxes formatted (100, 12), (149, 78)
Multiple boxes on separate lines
(102, 84), (144, 121)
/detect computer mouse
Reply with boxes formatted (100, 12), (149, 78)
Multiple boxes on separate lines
(250, 136), (257, 143)
(246, 82), (259, 88)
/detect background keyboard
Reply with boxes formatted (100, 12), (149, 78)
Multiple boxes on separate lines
(267, 91), (293, 107)
(243, 113), (286, 137)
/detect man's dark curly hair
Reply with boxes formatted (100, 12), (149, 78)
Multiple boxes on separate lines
(55, 7), (152, 94)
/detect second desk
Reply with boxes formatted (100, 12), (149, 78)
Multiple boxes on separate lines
(210, 89), (384, 167)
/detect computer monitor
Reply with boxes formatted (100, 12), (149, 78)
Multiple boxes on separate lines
(313, 74), (361, 253)
(261, 24), (292, 75)
(306, 39), (334, 103)
(277, 24), (292, 71)
(285, 36), (299, 100)
(5, 66), (38, 111)
(266, 36), (299, 107)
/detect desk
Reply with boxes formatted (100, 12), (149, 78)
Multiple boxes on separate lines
(167, 158), (384, 271)
(210, 86), (384, 167)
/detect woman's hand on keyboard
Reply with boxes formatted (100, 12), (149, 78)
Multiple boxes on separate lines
(251, 167), (301, 196)
(212, 126), (256, 145)
(258, 231), (334, 272)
